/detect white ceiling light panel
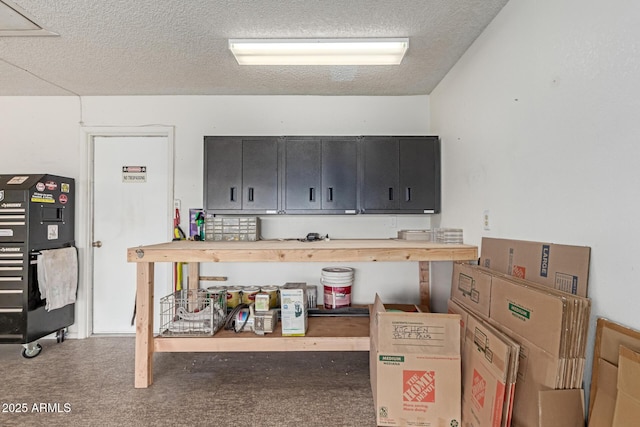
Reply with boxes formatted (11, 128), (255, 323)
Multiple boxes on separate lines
(228, 38), (409, 65)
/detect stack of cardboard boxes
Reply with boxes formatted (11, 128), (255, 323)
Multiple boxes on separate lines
(450, 238), (591, 427)
(369, 237), (592, 426)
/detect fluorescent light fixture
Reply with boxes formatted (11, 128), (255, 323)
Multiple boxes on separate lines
(228, 38), (409, 65)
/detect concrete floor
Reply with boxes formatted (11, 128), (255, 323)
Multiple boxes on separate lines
(0, 337), (376, 426)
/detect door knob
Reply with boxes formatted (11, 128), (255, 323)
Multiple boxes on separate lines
(92, 241), (102, 248)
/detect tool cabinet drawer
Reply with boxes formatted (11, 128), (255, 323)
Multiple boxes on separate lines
(0, 290), (23, 308)
(0, 309), (25, 340)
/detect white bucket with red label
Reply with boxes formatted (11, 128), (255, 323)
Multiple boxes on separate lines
(322, 267), (354, 309)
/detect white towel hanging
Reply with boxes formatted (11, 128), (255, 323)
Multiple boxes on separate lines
(37, 247), (78, 311)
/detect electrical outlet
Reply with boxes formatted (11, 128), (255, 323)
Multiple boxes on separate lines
(483, 210), (491, 231)
(174, 199), (181, 211)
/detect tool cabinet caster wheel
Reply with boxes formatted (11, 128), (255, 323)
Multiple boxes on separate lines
(56, 329), (66, 343)
(21, 343), (42, 359)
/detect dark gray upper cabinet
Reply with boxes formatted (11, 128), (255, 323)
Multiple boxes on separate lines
(204, 136), (279, 213)
(398, 137), (440, 212)
(283, 137), (322, 211)
(282, 137), (358, 213)
(204, 135), (439, 214)
(321, 138), (358, 212)
(361, 136), (440, 213)
(362, 137), (400, 211)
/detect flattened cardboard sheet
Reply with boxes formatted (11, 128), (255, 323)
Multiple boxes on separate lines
(612, 346), (640, 427)
(538, 389), (585, 427)
(588, 359), (617, 427)
(589, 318), (640, 419)
(480, 237), (590, 297)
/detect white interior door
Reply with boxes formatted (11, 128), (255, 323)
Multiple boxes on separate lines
(92, 135), (172, 334)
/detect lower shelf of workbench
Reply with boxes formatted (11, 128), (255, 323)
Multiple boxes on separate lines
(154, 316), (370, 353)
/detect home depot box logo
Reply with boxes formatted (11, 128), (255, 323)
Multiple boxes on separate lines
(511, 265), (526, 279)
(403, 370), (436, 403)
(472, 369), (486, 409)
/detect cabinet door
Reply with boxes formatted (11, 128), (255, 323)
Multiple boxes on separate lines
(242, 138), (279, 212)
(283, 138), (322, 211)
(321, 138), (357, 211)
(399, 137), (440, 212)
(204, 137), (242, 211)
(362, 137), (399, 211)
(204, 137), (279, 212)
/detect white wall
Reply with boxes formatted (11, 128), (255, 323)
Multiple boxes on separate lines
(430, 0), (640, 407)
(0, 95), (432, 336)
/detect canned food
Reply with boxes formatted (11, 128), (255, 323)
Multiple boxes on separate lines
(241, 286), (260, 304)
(226, 286), (242, 308)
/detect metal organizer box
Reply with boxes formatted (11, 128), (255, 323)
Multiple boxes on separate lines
(204, 216), (260, 241)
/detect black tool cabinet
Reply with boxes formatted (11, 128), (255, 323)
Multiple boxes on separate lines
(0, 174), (75, 358)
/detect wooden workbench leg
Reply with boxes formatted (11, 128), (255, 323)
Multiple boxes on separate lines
(135, 262), (154, 388)
(188, 262), (199, 290)
(419, 261), (430, 310)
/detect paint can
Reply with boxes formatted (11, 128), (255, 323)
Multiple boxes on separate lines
(321, 267), (354, 309)
(241, 286), (260, 305)
(226, 286), (242, 308)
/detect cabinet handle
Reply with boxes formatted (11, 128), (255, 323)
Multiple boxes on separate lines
(388, 187), (394, 201)
(230, 187), (236, 202)
(327, 187), (334, 202)
(405, 187), (411, 202)
(309, 187), (316, 202)
(248, 187), (254, 202)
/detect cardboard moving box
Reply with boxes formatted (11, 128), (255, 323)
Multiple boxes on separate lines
(589, 318), (640, 426)
(458, 303), (519, 427)
(451, 263), (590, 363)
(589, 359), (618, 427)
(450, 263), (589, 427)
(370, 294), (461, 427)
(612, 346), (640, 426)
(480, 237), (590, 297)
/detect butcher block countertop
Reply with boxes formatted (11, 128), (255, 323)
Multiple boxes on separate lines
(127, 238), (478, 263)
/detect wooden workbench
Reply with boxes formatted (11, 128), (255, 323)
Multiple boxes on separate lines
(127, 239), (477, 388)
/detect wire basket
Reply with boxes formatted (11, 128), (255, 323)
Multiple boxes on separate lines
(159, 289), (227, 336)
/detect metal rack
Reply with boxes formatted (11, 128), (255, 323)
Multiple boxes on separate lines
(159, 289), (227, 337)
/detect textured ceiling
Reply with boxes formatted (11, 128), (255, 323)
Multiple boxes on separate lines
(0, 0), (509, 96)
